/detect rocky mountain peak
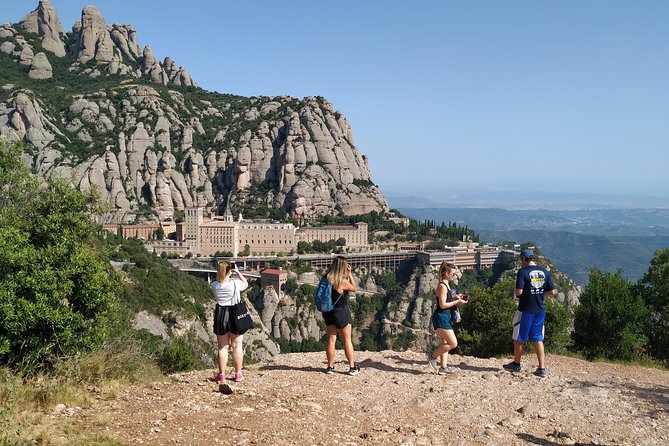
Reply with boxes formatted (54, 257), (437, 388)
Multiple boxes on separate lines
(18, 0), (66, 57)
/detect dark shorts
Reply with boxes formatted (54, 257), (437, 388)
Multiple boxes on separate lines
(432, 310), (453, 330)
(214, 304), (248, 335)
(323, 305), (352, 329)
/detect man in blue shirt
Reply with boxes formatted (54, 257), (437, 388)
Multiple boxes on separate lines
(503, 249), (557, 377)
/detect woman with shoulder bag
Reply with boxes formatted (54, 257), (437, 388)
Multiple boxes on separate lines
(426, 261), (468, 374)
(211, 261), (249, 382)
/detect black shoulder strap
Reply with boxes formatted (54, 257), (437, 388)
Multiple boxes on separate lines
(332, 286), (344, 306)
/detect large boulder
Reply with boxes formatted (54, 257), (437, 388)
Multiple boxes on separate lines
(28, 52), (53, 79)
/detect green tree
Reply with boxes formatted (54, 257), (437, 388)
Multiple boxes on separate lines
(543, 298), (573, 353)
(637, 248), (669, 362)
(0, 140), (121, 372)
(456, 278), (572, 357)
(572, 268), (648, 361)
(456, 279), (517, 357)
(0, 141), (39, 213)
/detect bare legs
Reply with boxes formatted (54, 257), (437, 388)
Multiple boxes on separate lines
(430, 328), (458, 368)
(513, 340), (524, 364)
(513, 340), (545, 368)
(325, 323), (356, 368)
(217, 333), (244, 375)
(534, 341), (544, 368)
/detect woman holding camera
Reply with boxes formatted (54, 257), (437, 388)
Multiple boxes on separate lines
(427, 261), (468, 374)
(211, 261), (249, 382)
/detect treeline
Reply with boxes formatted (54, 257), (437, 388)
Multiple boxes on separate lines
(408, 219), (479, 244)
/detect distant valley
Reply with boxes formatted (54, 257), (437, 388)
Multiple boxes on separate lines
(397, 206), (669, 285)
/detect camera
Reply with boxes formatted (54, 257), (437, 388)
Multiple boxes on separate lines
(230, 261), (236, 269)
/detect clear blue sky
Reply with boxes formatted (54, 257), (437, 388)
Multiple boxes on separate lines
(5, 0), (669, 201)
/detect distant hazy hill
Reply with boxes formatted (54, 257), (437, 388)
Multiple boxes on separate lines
(399, 207), (669, 285)
(479, 230), (669, 285)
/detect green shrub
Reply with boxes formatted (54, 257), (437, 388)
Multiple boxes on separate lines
(160, 336), (198, 373)
(275, 337), (325, 353)
(0, 141), (121, 373)
(543, 298), (573, 353)
(109, 238), (211, 319)
(456, 279), (517, 357)
(392, 330), (417, 351)
(573, 268), (648, 361)
(637, 248), (669, 363)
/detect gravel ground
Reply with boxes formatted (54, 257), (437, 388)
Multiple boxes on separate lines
(68, 351), (669, 445)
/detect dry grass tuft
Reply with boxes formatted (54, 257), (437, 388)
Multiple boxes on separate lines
(0, 340), (164, 445)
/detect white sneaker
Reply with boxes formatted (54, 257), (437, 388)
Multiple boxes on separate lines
(426, 352), (438, 370)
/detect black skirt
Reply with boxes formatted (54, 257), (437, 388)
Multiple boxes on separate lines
(213, 304), (248, 335)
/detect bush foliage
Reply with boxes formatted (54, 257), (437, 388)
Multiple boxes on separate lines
(0, 140), (121, 372)
(637, 248), (669, 362)
(572, 268), (648, 361)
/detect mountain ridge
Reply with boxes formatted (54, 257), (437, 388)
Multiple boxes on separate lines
(0, 1), (388, 222)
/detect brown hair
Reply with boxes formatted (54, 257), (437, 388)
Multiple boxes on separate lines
(437, 261), (456, 281)
(216, 261), (233, 282)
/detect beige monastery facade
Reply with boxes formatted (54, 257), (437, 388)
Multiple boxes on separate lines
(147, 207), (369, 257)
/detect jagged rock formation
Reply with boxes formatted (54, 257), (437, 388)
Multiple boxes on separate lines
(257, 285), (323, 343)
(18, 0), (66, 57)
(0, 2), (388, 222)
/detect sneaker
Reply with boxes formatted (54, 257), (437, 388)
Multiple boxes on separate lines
(234, 372), (244, 382)
(325, 366), (335, 375)
(426, 352), (438, 370)
(533, 367), (546, 378)
(216, 373), (226, 383)
(503, 361), (521, 373)
(348, 366), (361, 376)
(438, 367), (453, 375)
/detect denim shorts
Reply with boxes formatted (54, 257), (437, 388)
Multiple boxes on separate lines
(432, 310), (453, 330)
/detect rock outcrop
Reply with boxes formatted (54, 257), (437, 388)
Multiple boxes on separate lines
(28, 52), (52, 79)
(0, 2), (388, 222)
(18, 0), (66, 57)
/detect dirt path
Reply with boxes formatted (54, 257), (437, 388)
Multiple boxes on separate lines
(71, 351), (669, 445)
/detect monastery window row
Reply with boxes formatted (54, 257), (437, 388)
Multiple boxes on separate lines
(243, 240), (290, 245)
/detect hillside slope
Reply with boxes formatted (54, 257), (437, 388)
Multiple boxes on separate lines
(69, 351), (668, 445)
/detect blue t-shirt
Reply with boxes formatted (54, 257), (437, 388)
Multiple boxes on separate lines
(515, 265), (555, 313)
